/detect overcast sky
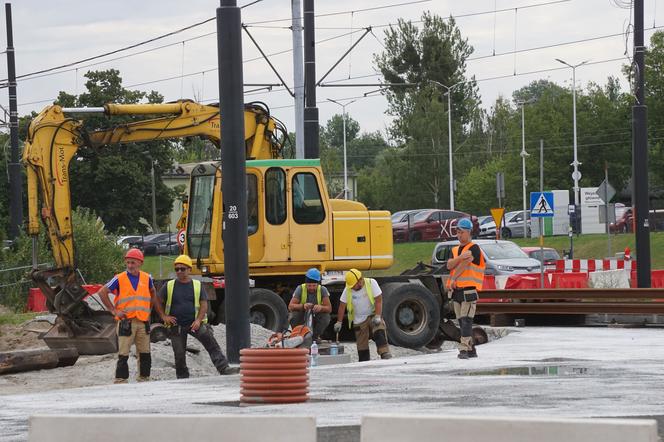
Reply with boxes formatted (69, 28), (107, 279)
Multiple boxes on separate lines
(0, 0), (653, 139)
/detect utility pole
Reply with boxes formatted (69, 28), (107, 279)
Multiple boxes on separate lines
(327, 98), (356, 199)
(150, 158), (159, 233)
(5, 3), (22, 239)
(519, 101), (530, 239)
(632, 0), (651, 287)
(291, 0), (305, 159)
(217, 0), (251, 362)
(539, 139), (545, 288)
(303, 0), (319, 158)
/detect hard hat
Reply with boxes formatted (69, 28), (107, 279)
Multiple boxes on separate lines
(345, 268), (362, 289)
(125, 248), (144, 262)
(305, 268), (321, 282)
(150, 324), (168, 343)
(174, 254), (193, 268)
(457, 218), (473, 231)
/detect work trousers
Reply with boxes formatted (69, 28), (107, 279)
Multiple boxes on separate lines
(168, 323), (229, 379)
(354, 315), (390, 359)
(289, 311), (331, 340)
(115, 318), (151, 381)
(453, 299), (477, 352)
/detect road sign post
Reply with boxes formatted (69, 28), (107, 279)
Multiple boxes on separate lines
(531, 191), (554, 287)
(596, 165), (615, 258)
(490, 208), (505, 240)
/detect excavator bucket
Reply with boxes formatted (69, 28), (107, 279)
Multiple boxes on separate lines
(42, 312), (118, 355)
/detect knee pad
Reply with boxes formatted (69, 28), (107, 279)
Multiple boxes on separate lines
(372, 329), (388, 347)
(139, 353), (151, 377)
(116, 355), (129, 379)
(358, 349), (371, 362)
(459, 317), (473, 337)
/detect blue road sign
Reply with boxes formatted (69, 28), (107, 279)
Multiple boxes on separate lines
(530, 192), (554, 218)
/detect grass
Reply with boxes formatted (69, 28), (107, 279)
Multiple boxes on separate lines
(142, 255), (177, 279)
(369, 231), (664, 276)
(0, 310), (39, 325)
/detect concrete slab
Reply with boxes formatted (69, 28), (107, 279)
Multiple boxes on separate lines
(316, 354), (352, 365)
(28, 415), (316, 442)
(361, 414), (658, 442)
(2, 327), (664, 441)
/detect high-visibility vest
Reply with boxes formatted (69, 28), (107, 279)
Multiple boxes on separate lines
(446, 242), (486, 291)
(345, 277), (376, 328)
(300, 284), (322, 305)
(115, 271), (152, 322)
(165, 279), (207, 324)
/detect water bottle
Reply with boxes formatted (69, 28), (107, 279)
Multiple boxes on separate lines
(329, 342), (338, 356)
(310, 341), (319, 367)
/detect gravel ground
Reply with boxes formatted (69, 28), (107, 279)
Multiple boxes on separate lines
(0, 320), (507, 396)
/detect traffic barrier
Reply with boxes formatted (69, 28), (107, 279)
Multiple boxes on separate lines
(29, 415), (317, 442)
(483, 275), (496, 289)
(360, 414), (658, 442)
(551, 272), (588, 288)
(555, 259), (635, 273)
(651, 270), (664, 288)
(26, 285), (104, 313)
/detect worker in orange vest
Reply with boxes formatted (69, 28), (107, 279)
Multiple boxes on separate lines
(98, 248), (169, 383)
(446, 218), (486, 359)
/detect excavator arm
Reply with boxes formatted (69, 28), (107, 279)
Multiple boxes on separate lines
(22, 99), (286, 354)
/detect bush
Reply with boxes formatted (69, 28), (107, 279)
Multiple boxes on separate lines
(0, 207), (124, 311)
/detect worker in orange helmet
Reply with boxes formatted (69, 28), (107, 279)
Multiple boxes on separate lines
(98, 247), (169, 384)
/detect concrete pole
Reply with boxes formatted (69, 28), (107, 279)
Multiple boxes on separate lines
(291, 0), (305, 158)
(571, 65), (580, 206)
(447, 90), (454, 211)
(520, 103), (528, 239)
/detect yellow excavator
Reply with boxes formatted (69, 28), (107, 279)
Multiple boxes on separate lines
(23, 100), (394, 355)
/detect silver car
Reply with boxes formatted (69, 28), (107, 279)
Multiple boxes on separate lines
(431, 239), (542, 276)
(480, 210), (531, 239)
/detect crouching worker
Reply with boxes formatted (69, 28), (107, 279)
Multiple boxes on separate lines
(334, 269), (392, 361)
(98, 248), (167, 383)
(157, 255), (238, 378)
(288, 268), (332, 342)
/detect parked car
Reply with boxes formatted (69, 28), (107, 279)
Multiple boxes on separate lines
(432, 239), (542, 276)
(477, 215), (497, 238)
(116, 235), (141, 250)
(155, 233), (180, 255)
(521, 247), (561, 270)
(129, 233), (172, 256)
(482, 210), (531, 238)
(391, 209), (427, 225)
(392, 209), (480, 242)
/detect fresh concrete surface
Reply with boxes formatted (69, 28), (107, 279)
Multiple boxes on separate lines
(28, 415), (316, 442)
(360, 414), (658, 442)
(2, 327), (664, 441)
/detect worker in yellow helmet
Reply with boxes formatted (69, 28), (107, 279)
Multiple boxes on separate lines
(156, 255), (238, 378)
(334, 268), (392, 362)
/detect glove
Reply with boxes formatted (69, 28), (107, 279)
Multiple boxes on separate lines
(372, 315), (382, 326)
(333, 322), (342, 333)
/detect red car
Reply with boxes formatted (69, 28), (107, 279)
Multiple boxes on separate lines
(610, 207), (633, 233)
(392, 209), (480, 242)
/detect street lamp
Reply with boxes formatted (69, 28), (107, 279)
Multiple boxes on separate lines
(516, 100), (533, 239)
(556, 58), (589, 207)
(327, 98), (357, 199)
(142, 151), (159, 233)
(430, 80), (463, 211)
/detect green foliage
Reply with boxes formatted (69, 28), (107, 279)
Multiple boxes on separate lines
(0, 207), (124, 311)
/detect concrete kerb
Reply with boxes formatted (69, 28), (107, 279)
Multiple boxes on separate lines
(360, 414), (659, 442)
(29, 415), (317, 442)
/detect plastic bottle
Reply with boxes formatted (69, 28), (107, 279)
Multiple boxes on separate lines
(329, 342), (338, 356)
(310, 341), (319, 367)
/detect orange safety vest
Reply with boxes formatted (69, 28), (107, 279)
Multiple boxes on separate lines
(114, 271), (152, 321)
(446, 242), (486, 291)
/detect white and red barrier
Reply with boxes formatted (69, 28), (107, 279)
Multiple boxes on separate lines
(555, 259), (635, 273)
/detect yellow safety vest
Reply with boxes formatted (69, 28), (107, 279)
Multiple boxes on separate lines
(346, 277), (375, 328)
(300, 284), (322, 305)
(446, 242), (486, 291)
(165, 279), (207, 324)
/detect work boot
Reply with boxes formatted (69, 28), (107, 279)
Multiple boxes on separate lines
(468, 348), (477, 358)
(457, 350), (469, 359)
(219, 365), (240, 375)
(136, 376), (150, 382)
(380, 352), (393, 360)
(113, 378), (128, 384)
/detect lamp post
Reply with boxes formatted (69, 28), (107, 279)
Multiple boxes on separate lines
(556, 58), (588, 207)
(430, 80), (463, 211)
(517, 100), (531, 239)
(327, 98), (356, 199)
(143, 151), (159, 233)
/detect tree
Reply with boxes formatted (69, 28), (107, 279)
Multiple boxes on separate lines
(46, 69), (176, 233)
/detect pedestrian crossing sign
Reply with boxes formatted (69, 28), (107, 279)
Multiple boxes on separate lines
(530, 192), (554, 217)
